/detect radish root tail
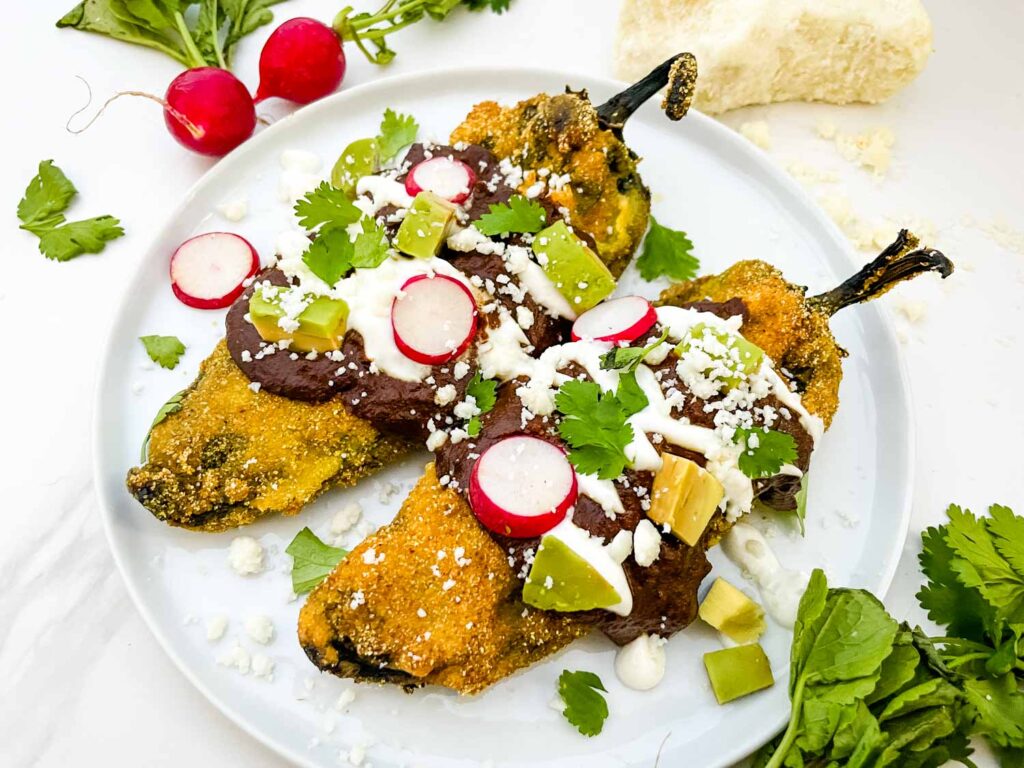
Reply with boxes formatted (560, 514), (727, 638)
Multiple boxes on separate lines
(65, 75), (205, 140)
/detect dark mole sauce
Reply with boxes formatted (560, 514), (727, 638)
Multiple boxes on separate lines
(435, 299), (814, 645)
(225, 141), (571, 438)
(224, 141), (810, 643)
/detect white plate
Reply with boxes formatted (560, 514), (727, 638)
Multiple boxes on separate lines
(94, 66), (913, 768)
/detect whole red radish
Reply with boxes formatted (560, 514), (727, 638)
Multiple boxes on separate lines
(255, 18), (346, 105)
(164, 68), (256, 157)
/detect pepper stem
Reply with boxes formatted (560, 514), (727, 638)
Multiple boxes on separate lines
(808, 230), (954, 317)
(595, 52), (698, 133)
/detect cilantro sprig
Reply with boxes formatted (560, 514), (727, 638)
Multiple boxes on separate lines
(476, 195), (547, 237)
(295, 181), (362, 233)
(377, 109), (419, 163)
(18, 160), (124, 262)
(555, 379), (639, 480)
(734, 427), (798, 479)
(599, 328), (669, 373)
(635, 215), (698, 282)
(140, 335), (186, 370)
(302, 219), (391, 286)
(286, 527), (348, 594)
(557, 670), (609, 737)
(464, 372), (497, 436)
(333, 0), (514, 66)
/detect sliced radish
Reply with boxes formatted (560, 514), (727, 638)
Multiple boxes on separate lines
(170, 232), (260, 310)
(469, 435), (577, 538)
(571, 295), (657, 343)
(404, 157), (476, 204)
(391, 274), (478, 365)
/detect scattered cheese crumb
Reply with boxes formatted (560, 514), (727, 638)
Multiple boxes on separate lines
(834, 127), (895, 177)
(205, 615), (228, 641)
(228, 536), (264, 576)
(251, 653), (275, 680)
(216, 198), (249, 222)
(217, 643), (251, 674)
(738, 120), (772, 150)
(434, 384), (457, 406)
(335, 688), (356, 710)
(245, 614), (275, 644)
(331, 503), (363, 536)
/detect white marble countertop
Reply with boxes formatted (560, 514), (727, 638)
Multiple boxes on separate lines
(1, 1), (1021, 765)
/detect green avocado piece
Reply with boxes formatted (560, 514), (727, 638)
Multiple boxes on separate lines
(395, 191), (457, 259)
(698, 577), (766, 644)
(331, 138), (379, 198)
(249, 289), (349, 353)
(532, 221), (616, 313)
(703, 644), (775, 704)
(522, 534), (621, 612)
(675, 322), (765, 389)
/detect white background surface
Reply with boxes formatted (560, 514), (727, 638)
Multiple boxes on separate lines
(1, 1), (1021, 766)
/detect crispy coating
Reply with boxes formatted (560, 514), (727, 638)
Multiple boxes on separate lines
(450, 91), (650, 277)
(126, 341), (409, 531)
(659, 260), (843, 427)
(299, 464), (587, 694)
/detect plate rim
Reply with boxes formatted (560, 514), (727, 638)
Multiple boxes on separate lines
(92, 63), (916, 768)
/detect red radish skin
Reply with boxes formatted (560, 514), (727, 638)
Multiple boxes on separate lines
(469, 435), (577, 538)
(571, 295), (658, 343)
(254, 18), (346, 105)
(170, 233), (259, 310)
(164, 68), (256, 157)
(391, 274), (477, 365)
(405, 158), (476, 204)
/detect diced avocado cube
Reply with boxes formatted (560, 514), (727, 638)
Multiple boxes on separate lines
(249, 289), (349, 353)
(395, 191), (457, 259)
(522, 534), (621, 612)
(703, 644), (774, 704)
(532, 221), (616, 312)
(675, 323), (765, 389)
(646, 453), (725, 546)
(699, 578), (767, 644)
(331, 138), (379, 198)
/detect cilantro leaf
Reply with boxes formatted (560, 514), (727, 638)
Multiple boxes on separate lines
(599, 328), (669, 373)
(294, 181), (362, 232)
(352, 218), (391, 268)
(735, 427), (798, 479)
(918, 507), (994, 642)
(140, 388), (186, 461)
(286, 527), (347, 594)
(303, 228), (355, 286)
(140, 335), (186, 370)
(464, 371), (497, 436)
(635, 215), (699, 282)
(944, 504), (1024, 630)
(37, 216), (124, 262)
(555, 379), (633, 479)
(557, 670), (608, 737)
(377, 109), (419, 162)
(964, 675), (1024, 748)
(18, 159), (77, 234)
(476, 195), (547, 237)
(615, 371), (648, 417)
(18, 160), (124, 260)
